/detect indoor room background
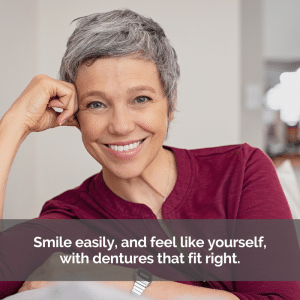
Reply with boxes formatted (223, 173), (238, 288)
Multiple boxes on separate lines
(0, 0), (299, 218)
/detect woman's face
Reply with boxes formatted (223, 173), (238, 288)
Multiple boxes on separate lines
(75, 56), (173, 179)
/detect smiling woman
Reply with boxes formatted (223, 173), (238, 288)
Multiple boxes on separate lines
(0, 8), (299, 300)
(76, 57), (173, 188)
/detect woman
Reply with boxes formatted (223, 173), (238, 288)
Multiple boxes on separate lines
(0, 9), (299, 299)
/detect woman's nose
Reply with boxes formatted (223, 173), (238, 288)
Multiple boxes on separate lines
(107, 107), (135, 135)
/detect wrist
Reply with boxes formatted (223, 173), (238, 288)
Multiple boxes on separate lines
(131, 268), (153, 297)
(0, 111), (30, 143)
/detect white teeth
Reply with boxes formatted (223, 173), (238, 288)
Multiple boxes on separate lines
(108, 140), (144, 152)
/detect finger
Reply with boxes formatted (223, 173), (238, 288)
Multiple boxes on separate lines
(48, 78), (75, 100)
(18, 281), (53, 293)
(18, 285), (27, 293)
(39, 78), (78, 128)
(60, 81), (76, 90)
(18, 281), (33, 292)
(46, 79), (78, 127)
(64, 92), (78, 121)
(47, 81), (74, 107)
(61, 115), (80, 129)
(48, 99), (64, 108)
(49, 87), (75, 110)
(57, 91), (78, 126)
(44, 108), (61, 130)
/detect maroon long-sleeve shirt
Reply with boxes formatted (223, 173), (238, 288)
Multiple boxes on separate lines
(1, 143), (299, 299)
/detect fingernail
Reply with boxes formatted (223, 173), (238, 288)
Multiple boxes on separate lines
(60, 119), (66, 126)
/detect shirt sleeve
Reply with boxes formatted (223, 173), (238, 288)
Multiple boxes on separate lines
(0, 220), (63, 298)
(0, 178), (93, 298)
(231, 144), (300, 299)
(0, 215), (87, 299)
(236, 143), (292, 219)
(231, 281), (300, 300)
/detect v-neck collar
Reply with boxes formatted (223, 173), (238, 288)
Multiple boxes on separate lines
(92, 146), (195, 219)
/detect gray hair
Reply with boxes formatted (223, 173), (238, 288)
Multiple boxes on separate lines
(59, 9), (180, 114)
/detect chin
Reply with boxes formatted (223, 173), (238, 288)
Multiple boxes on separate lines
(106, 164), (144, 180)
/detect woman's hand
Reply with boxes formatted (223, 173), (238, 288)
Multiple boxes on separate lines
(17, 252), (239, 299)
(17, 252), (72, 293)
(3, 74), (79, 134)
(0, 75), (79, 219)
(17, 281), (54, 293)
(17, 252), (135, 293)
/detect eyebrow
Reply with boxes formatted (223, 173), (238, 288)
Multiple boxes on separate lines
(127, 85), (156, 94)
(80, 85), (156, 101)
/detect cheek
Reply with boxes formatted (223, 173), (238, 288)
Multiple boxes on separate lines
(78, 113), (105, 141)
(137, 110), (169, 134)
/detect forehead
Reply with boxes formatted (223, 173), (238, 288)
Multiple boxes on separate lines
(75, 56), (163, 97)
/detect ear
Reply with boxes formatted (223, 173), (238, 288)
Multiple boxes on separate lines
(168, 110), (175, 122)
(62, 114), (81, 130)
(74, 113), (81, 131)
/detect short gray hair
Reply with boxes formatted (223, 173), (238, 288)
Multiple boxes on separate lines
(59, 9), (180, 114)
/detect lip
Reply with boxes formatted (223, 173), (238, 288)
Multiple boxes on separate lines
(105, 138), (146, 160)
(104, 139), (144, 146)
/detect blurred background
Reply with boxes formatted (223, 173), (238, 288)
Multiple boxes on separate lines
(1, 0), (300, 218)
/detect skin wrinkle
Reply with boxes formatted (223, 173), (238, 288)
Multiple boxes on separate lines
(79, 85), (158, 104)
(75, 56), (176, 217)
(60, 10), (180, 116)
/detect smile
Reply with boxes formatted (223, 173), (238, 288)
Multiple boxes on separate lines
(105, 139), (146, 152)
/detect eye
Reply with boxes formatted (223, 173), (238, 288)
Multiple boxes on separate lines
(134, 96), (151, 104)
(87, 101), (105, 109)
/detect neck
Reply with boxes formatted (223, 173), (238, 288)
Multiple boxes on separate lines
(102, 147), (177, 217)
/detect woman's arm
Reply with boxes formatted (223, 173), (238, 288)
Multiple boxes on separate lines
(18, 259), (239, 300)
(109, 280), (239, 300)
(0, 75), (78, 219)
(0, 116), (29, 219)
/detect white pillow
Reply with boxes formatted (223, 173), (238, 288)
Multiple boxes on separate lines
(5, 282), (141, 300)
(276, 159), (300, 219)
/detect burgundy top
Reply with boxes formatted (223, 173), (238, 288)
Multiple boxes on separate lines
(1, 143), (299, 299)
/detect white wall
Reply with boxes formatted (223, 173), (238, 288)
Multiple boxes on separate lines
(1, 0), (242, 218)
(264, 0), (300, 60)
(0, 0), (39, 218)
(240, 1), (264, 149)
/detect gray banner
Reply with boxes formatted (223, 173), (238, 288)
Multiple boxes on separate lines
(0, 219), (299, 281)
